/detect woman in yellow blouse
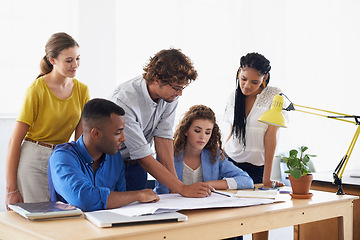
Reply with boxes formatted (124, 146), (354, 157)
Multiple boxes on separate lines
(5, 32), (90, 210)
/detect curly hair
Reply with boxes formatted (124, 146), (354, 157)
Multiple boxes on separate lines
(142, 48), (198, 86)
(174, 105), (225, 163)
(232, 52), (271, 148)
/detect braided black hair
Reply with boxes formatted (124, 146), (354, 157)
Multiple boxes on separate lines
(232, 53), (271, 148)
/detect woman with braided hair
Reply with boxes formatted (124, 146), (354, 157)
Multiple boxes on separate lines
(154, 104), (253, 194)
(224, 52), (285, 188)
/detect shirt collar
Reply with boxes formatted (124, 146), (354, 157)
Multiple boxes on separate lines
(76, 136), (95, 165)
(140, 78), (158, 107)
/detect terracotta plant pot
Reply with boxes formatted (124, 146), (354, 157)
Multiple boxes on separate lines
(289, 174), (313, 195)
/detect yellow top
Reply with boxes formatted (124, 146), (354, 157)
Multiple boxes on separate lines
(17, 77), (90, 145)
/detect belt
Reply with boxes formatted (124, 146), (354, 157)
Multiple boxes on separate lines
(24, 137), (56, 150)
(123, 160), (138, 166)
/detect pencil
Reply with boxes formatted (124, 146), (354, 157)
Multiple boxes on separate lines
(212, 191), (231, 197)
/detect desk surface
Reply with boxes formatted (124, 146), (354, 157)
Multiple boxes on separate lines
(310, 171), (360, 240)
(0, 190), (358, 240)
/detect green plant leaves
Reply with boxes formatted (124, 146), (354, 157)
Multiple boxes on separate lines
(281, 146), (316, 179)
(303, 155), (310, 163)
(300, 146), (308, 152)
(288, 158), (298, 168)
(290, 169), (302, 179)
(289, 149), (298, 157)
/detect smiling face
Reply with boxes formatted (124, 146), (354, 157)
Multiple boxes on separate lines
(238, 67), (267, 96)
(185, 119), (214, 152)
(50, 46), (80, 78)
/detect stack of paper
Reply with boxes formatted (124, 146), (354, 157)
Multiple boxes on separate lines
(109, 192), (276, 217)
(235, 190), (278, 199)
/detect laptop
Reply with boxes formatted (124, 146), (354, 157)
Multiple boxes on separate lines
(84, 211), (187, 227)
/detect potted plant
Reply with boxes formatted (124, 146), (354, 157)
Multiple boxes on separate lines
(281, 146), (316, 198)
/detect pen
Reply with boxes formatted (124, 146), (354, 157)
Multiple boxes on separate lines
(258, 187), (278, 191)
(212, 191), (231, 197)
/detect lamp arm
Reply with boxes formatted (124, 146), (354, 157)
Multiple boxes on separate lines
(336, 125), (360, 178)
(277, 93), (360, 195)
(280, 92), (359, 125)
(332, 125), (360, 195)
(328, 115), (360, 125)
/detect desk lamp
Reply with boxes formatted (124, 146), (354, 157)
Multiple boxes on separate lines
(258, 93), (360, 195)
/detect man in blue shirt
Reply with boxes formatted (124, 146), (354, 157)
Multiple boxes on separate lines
(48, 98), (159, 211)
(110, 49), (213, 198)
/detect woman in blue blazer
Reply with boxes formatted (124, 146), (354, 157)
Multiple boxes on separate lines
(154, 105), (254, 194)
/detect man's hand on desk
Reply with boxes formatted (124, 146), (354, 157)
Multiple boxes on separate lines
(138, 189), (160, 203)
(178, 182), (214, 198)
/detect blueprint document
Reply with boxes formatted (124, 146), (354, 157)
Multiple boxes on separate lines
(109, 191), (276, 217)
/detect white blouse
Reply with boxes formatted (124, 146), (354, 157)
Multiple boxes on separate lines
(224, 86), (283, 166)
(182, 162), (203, 185)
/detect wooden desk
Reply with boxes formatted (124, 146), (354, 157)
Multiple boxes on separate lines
(0, 190), (357, 240)
(296, 171), (360, 240)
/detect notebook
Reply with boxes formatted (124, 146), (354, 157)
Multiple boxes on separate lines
(85, 210), (187, 227)
(8, 201), (83, 220)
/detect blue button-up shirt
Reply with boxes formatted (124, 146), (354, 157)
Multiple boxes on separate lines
(109, 76), (178, 161)
(48, 136), (126, 211)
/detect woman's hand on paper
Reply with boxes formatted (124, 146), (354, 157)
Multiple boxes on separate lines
(178, 182), (214, 198)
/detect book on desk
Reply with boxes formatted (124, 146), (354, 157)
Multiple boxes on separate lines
(8, 201), (83, 220)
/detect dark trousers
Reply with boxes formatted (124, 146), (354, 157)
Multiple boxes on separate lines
(124, 161), (148, 191)
(229, 159), (264, 184)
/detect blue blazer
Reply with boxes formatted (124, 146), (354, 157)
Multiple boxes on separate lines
(154, 149), (254, 194)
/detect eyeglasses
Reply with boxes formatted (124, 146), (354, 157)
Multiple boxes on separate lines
(168, 83), (187, 93)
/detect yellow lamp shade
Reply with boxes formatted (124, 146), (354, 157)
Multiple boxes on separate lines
(258, 94), (287, 128)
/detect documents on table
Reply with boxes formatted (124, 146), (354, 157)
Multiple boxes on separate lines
(109, 191), (277, 217)
(235, 189), (278, 199)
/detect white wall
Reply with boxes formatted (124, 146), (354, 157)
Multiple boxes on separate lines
(0, 0), (79, 115)
(111, 0), (360, 172)
(0, 0), (80, 211)
(77, 0), (117, 99)
(1, 0), (360, 212)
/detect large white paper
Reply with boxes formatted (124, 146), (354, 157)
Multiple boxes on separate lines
(109, 191), (276, 217)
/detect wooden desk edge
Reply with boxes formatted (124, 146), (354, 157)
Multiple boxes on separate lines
(0, 191), (358, 240)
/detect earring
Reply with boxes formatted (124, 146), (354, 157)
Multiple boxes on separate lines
(262, 81), (267, 88)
